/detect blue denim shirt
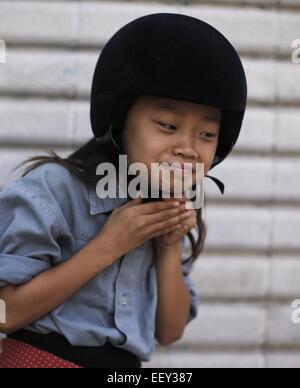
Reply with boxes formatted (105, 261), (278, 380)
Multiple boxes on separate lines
(0, 162), (198, 362)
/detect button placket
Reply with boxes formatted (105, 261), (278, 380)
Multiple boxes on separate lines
(121, 294), (128, 306)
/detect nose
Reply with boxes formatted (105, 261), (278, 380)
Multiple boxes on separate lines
(172, 135), (198, 160)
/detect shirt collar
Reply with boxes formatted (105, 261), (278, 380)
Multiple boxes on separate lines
(89, 176), (130, 215)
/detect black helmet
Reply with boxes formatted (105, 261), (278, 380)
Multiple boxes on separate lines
(90, 13), (248, 195)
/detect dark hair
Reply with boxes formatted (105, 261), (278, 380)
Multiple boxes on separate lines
(12, 99), (207, 265)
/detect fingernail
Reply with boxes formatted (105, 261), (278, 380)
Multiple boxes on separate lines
(186, 201), (193, 209)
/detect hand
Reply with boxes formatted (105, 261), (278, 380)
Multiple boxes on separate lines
(155, 196), (197, 249)
(95, 194), (193, 261)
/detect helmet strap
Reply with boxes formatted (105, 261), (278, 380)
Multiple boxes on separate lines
(205, 175), (225, 195)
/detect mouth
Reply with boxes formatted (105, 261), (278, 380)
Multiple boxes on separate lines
(162, 162), (196, 173)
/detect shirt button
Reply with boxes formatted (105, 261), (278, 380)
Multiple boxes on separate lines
(121, 295), (128, 306)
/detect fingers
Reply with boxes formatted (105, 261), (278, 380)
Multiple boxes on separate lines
(147, 210), (193, 238)
(166, 225), (181, 233)
(146, 203), (188, 225)
(178, 212), (197, 232)
(137, 200), (181, 214)
(121, 196), (143, 207)
(162, 196), (194, 211)
(160, 224), (182, 235)
(124, 192), (193, 215)
(162, 196), (189, 203)
(148, 209), (197, 239)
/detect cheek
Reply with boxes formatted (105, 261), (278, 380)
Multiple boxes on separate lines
(125, 131), (159, 167)
(198, 143), (218, 174)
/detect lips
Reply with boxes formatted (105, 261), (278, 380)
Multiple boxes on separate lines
(162, 162), (196, 173)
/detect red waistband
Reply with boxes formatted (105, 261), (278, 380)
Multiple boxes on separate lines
(0, 338), (82, 368)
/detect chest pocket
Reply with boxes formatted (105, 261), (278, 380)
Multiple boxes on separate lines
(72, 211), (110, 243)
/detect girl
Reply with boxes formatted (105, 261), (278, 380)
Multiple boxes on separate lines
(0, 13), (247, 368)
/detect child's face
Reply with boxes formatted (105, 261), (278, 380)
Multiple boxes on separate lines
(121, 95), (221, 194)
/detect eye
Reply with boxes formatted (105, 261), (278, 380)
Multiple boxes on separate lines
(158, 123), (177, 131)
(201, 132), (218, 141)
(158, 122), (218, 140)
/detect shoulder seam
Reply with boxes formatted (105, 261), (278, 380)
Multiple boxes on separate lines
(14, 180), (69, 238)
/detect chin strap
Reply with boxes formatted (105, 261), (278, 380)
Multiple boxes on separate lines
(205, 175), (225, 195)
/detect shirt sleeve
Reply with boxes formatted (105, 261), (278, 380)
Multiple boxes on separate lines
(181, 236), (199, 325)
(0, 179), (64, 287)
